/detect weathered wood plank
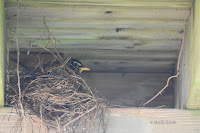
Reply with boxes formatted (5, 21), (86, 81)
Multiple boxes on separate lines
(9, 51), (176, 73)
(108, 108), (200, 133)
(1, 108), (200, 133)
(176, 0), (200, 109)
(58, 49), (178, 61)
(186, 1), (200, 109)
(8, 38), (181, 50)
(74, 59), (175, 73)
(0, 0), (5, 106)
(6, 0), (192, 8)
(186, 0), (200, 109)
(7, 19), (185, 30)
(6, 7), (189, 21)
(7, 27), (183, 40)
(9, 48), (178, 61)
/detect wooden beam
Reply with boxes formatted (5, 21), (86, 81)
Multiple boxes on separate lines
(108, 108), (200, 133)
(80, 59), (175, 73)
(176, 0), (200, 109)
(8, 39), (181, 50)
(0, 0), (5, 106)
(7, 19), (185, 30)
(186, 0), (200, 109)
(0, 108), (200, 132)
(7, 27), (183, 41)
(6, 7), (189, 21)
(6, 0), (192, 8)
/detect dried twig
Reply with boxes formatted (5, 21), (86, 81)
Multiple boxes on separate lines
(42, 16), (63, 62)
(16, 0), (25, 118)
(141, 10), (189, 106)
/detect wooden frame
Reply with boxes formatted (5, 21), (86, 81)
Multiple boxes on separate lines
(0, 0), (5, 106)
(0, 0), (200, 132)
(0, 107), (200, 132)
(176, 0), (200, 109)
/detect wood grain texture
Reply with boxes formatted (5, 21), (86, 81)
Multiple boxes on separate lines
(108, 108), (200, 133)
(6, 0), (192, 8)
(81, 59), (175, 73)
(7, 27), (183, 40)
(7, 19), (185, 30)
(5, 0), (191, 74)
(8, 39), (181, 50)
(6, 7), (190, 20)
(9, 51), (176, 73)
(176, 0), (200, 109)
(175, 7), (192, 109)
(1, 107), (200, 133)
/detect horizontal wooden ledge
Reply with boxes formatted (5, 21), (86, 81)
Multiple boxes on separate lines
(0, 107), (199, 133)
(6, 0), (192, 8)
(1, 107), (200, 115)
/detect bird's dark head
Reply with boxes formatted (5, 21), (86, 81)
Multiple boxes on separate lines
(69, 58), (90, 73)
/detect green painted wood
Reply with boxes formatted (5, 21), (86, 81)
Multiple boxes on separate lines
(6, 0), (192, 8)
(0, 0), (5, 106)
(186, 0), (200, 109)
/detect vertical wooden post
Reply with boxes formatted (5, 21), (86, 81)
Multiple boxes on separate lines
(186, 0), (200, 109)
(0, 0), (5, 106)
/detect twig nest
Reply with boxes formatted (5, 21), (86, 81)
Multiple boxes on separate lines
(8, 59), (108, 133)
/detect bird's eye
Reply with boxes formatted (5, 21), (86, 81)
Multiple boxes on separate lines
(74, 62), (82, 67)
(77, 63), (82, 66)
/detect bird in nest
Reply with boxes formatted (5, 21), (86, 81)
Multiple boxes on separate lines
(68, 58), (90, 74)
(9, 56), (90, 74)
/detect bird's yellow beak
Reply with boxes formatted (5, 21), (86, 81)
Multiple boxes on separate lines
(79, 67), (90, 71)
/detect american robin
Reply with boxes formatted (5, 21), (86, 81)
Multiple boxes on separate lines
(68, 58), (90, 73)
